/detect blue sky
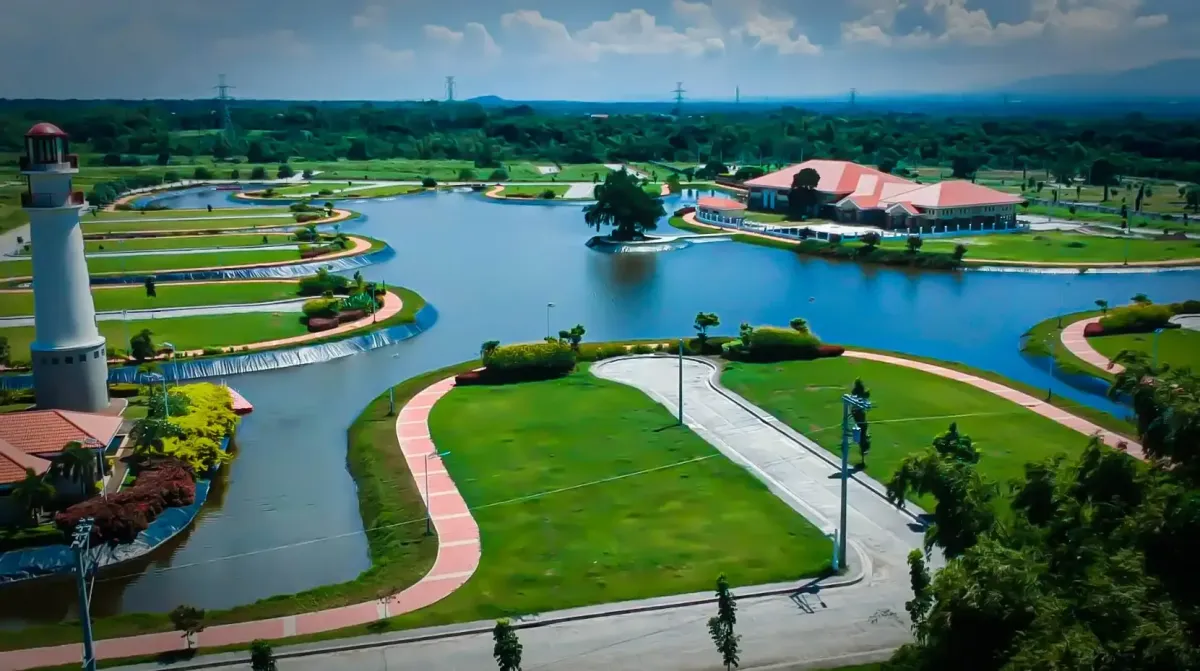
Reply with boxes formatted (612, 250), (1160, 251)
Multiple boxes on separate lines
(1, 0), (1195, 100)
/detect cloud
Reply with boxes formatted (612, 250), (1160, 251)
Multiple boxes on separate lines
(425, 22), (501, 58)
(362, 42), (414, 68)
(501, 8), (722, 61)
(352, 4), (385, 30)
(214, 29), (311, 61)
(734, 6), (821, 55)
(1133, 13), (1168, 29)
(424, 24), (464, 45)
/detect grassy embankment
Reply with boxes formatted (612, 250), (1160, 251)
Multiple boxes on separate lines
(880, 231), (1200, 265)
(494, 184), (571, 199)
(722, 356), (1130, 510)
(89, 207), (292, 220)
(1021, 309), (1113, 382)
(1089, 328), (1200, 372)
(0, 281), (301, 317)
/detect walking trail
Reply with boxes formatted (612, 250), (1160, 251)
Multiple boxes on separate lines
(1061, 317), (1123, 374)
(0, 374), (480, 671)
(0, 297), (311, 328)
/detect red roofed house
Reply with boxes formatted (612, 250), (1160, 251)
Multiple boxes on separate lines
(696, 196), (747, 227)
(0, 410), (122, 525)
(744, 160), (1024, 232)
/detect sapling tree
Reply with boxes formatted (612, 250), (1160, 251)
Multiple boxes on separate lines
(250, 639), (276, 671)
(169, 605), (206, 649)
(493, 619), (523, 671)
(694, 312), (721, 350)
(1095, 299), (1109, 315)
(851, 378), (872, 466)
(708, 574), (741, 670)
(144, 276), (156, 298)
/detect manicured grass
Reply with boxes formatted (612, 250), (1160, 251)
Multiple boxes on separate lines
(338, 184), (426, 199)
(81, 215), (297, 234)
(497, 184), (570, 199)
(0, 357), (459, 652)
(746, 212), (794, 224)
(90, 207), (291, 220)
(0, 311), (309, 354)
(74, 234), (293, 254)
(880, 231), (1200, 264)
(522, 163), (613, 182)
(0, 281), (301, 317)
(0, 249), (301, 280)
(1089, 328), (1200, 372)
(1021, 310), (1112, 381)
(722, 357), (1106, 508)
(383, 366), (831, 629)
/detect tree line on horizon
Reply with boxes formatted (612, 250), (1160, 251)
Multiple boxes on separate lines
(1, 102), (1198, 184)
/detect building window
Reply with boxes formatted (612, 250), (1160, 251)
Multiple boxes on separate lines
(94, 350), (100, 359)
(51, 358), (58, 365)
(65, 356), (72, 364)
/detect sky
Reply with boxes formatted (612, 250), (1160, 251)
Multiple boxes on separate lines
(0, 0), (1196, 100)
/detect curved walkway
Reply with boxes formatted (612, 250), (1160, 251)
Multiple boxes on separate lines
(0, 297), (311, 328)
(0, 374), (479, 671)
(1060, 317), (1123, 375)
(87, 208), (356, 234)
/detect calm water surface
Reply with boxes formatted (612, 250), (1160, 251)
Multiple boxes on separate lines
(2, 189), (1196, 625)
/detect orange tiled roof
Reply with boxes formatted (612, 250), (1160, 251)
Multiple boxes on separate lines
(745, 160), (914, 194)
(0, 438), (50, 485)
(0, 410), (121, 459)
(881, 180), (1025, 209)
(698, 196), (746, 211)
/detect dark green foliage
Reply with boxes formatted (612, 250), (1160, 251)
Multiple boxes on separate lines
(584, 169), (666, 241)
(707, 574), (741, 671)
(250, 639), (276, 671)
(540, 189), (557, 199)
(952, 243), (968, 261)
(0, 335), (11, 367)
(787, 168), (821, 219)
(422, 177), (438, 188)
(795, 240), (962, 269)
(1098, 303), (1177, 334)
(298, 268), (351, 296)
(192, 166), (212, 180)
(302, 298), (340, 319)
(480, 341), (576, 382)
(492, 619), (522, 671)
(906, 235), (924, 253)
(739, 327), (822, 363)
(694, 312), (720, 347)
(556, 324), (586, 351)
(860, 231), (882, 250)
(277, 164), (295, 179)
(168, 605), (205, 649)
(129, 328), (155, 362)
(250, 166), (267, 180)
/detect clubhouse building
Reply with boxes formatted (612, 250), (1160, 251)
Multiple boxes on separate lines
(743, 160), (1024, 232)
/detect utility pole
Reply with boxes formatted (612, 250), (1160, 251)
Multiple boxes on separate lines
(445, 76), (456, 102)
(838, 392), (871, 569)
(849, 88), (857, 108)
(673, 82), (686, 116)
(213, 74), (235, 140)
(72, 518), (99, 671)
(735, 86), (740, 105)
(678, 338), (684, 426)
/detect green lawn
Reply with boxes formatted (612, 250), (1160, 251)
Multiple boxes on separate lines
(722, 358), (1101, 509)
(1089, 328), (1200, 372)
(0, 248), (300, 279)
(81, 215), (297, 235)
(0, 311), (308, 354)
(497, 184), (570, 199)
(90, 207), (291, 220)
(880, 231), (1200, 264)
(0, 281), (300, 317)
(746, 212), (793, 224)
(505, 163), (614, 182)
(14, 233), (296, 255)
(336, 184), (426, 199)
(386, 367), (831, 629)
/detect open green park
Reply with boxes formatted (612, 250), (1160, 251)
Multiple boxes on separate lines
(494, 184), (571, 199)
(1090, 328), (1200, 372)
(88, 206), (292, 220)
(53, 233), (294, 254)
(0, 281), (301, 317)
(0, 248), (300, 280)
(881, 230), (1200, 264)
(81, 215), (300, 235)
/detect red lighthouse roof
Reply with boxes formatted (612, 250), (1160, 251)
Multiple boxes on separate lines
(25, 122), (68, 138)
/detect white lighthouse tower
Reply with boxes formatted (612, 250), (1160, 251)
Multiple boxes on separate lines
(22, 122), (109, 412)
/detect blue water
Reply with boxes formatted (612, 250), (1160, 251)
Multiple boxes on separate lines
(3, 188), (1196, 624)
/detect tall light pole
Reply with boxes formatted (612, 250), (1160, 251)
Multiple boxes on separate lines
(545, 302), (555, 340)
(162, 341), (176, 386)
(838, 392), (872, 570)
(1046, 335), (1056, 401)
(424, 450), (450, 535)
(71, 518), (98, 671)
(678, 338), (685, 426)
(1152, 327), (1165, 369)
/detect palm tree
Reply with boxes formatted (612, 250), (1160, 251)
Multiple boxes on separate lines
(10, 469), (55, 527)
(51, 441), (97, 498)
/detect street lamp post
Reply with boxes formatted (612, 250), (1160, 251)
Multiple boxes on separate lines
(838, 392), (872, 570)
(1152, 327), (1165, 369)
(71, 518), (98, 671)
(545, 303), (555, 340)
(162, 342), (177, 386)
(424, 451), (451, 535)
(678, 338), (684, 426)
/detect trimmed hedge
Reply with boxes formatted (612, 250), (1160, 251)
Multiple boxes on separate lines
(55, 458), (195, 545)
(796, 240), (962, 270)
(298, 272), (350, 296)
(721, 328), (845, 363)
(1095, 303), (1178, 336)
(302, 298), (340, 318)
(457, 341), (576, 385)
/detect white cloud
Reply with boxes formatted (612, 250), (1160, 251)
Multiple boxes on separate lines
(465, 22), (502, 58)
(501, 8), (722, 61)
(424, 24), (464, 45)
(734, 7), (821, 55)
(352, 4), (385, 30)
(1133, 13), (1168, 29)
(214, 29), (311, 61)
(362, 42), (414, 68)
(425, 22), (501, 58)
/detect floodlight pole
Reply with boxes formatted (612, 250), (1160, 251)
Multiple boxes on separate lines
(839, 393), (871, 570)
(72, 519), (98, 671)
(678, 338), (684, 426)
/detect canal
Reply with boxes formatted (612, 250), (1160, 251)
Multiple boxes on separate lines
(1, 188), (1196, 626)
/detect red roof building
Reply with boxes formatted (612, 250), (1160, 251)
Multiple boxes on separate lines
(0, 410), (121, 485)
(744, 160), (1025, 232)
(696, 195), (747, 227)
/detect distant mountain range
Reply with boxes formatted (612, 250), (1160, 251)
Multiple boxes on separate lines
(997, 58), (1200, 98)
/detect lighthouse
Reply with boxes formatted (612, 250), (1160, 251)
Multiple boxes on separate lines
(21, 122), (109, 412)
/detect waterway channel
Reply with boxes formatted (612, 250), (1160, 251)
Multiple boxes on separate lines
(1, 187), (1196, 627)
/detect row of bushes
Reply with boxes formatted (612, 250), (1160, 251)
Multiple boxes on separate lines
(298, 269), (351, 296)
(146, 383), (238, 474)
(456, 341), (577, 385)
(723, 326), (845, 363)
(1088, 299), (1197, 337)
(54, 457), (196, 545)
(795, 240), (963, 270)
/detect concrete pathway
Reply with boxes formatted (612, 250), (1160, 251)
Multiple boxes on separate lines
(1061, 317), (1123, 375)
(0, 373), (480, 671)
(1171, 314), (1200, 331)
(564, 182), (597, 199)
(0, 297), (310, 328)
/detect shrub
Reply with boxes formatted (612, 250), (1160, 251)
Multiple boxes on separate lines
(1169, 299), (1200, 315)
(540, 189), (557, 199)
(55, 458), (196, 545)
(422, 177), (438, 188)
(294, 213), (321, 223)
(1064, 241), (1086, 248)
(108, 383), (141, 398)
(488, 168), (509, 181)
(114, 202), (133, 211)
(302, 298), (340, 319)
(202, 347), (222, 356)
(298, 270), (350, 296)
(1097, 303), (1178, 335)
(318, 189), (334, 196)
(580, 343), (629, 361)
(630, 344), (655, 354)
(485, 342), (576, 380)
(741, 327), (823, 362)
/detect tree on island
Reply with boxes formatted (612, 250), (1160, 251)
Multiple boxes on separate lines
(707, 574), (741, 671)
(492, 619), (523, 671)
(787, 168), (821, 219)
(144, 276), (156, 298)
(169, 605), (206, 650)
(694, 312), (721, 350)
(583, 169), (665, 241)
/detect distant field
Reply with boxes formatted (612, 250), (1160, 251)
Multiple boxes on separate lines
(337, 184), (427, 199)
(880, 231), (1200, 264)
(0, 281), (300, 317)
(77, 233), (294, 253)
(90, 207), (291, 220)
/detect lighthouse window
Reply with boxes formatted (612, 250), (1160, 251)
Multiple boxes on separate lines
(64, 356), (72, 364)
(94, 350), (100, 359)
(51, 358), (58, 365)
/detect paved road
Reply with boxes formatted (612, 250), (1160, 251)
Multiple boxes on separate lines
(1172, 314), (1200, 331)
(564, 183), (597, 199)
(0, 297), (308, 327)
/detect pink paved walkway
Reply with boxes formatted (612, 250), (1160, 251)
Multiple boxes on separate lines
(0, 376), (479, 671)
(845, 350), (1143, 460)
(1061, 317), (1123, 374)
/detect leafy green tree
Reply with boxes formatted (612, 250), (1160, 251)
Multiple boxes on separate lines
(859, 231), (881, 251)
(906, 235), (924, 253)
(164, 170), (181, 183)
(247, 141), (268, 164)
(169, 605), (206, 649)
(250, 640), (276, 671)
(699, 159), (728, 179)
(250, 166), (267, 180)
(480, 340), (500, 361)
(10, 468), (55, 527)
(458, 168), (477, 181)
(694, 312), (721, 349)
(952, 243), (968, 261)
(422, 177), (438, 188)
(52, 441), (97, 498)
(130, 329), (155, 362)
(1095, 298), (1109, 315)
(850, 378), (872, 465)
(144, 276), (156, 298)
(583, 169), (665, 241)
(787, 167), (821, 218)
(277, 164), (295, 179)
(492, 619), (522, 671)
(302, 168), (313, 179)
(1187, 187), (1200, 213)
(489, 168), (509, 181)
(1131, 293), (1151, 304)
(708, 574), (740, 671)
(788, 317), (810, 333)
(1089, 158), (1119, 201)
(557, 324), (586, 351)
(904, 549), (932, 631)
(666, 173), (682, 194)
(192, 166), (212, 180)
(951, 155), (978, 179)
(230, 168), (240, 180)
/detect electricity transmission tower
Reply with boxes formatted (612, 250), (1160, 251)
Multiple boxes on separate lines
(849, 88), (857, 107)
(213, 74), (235, 139)
(445, 76), (456, 102)
(735, 86), (741, 104)
(673, 82), (686, 116)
